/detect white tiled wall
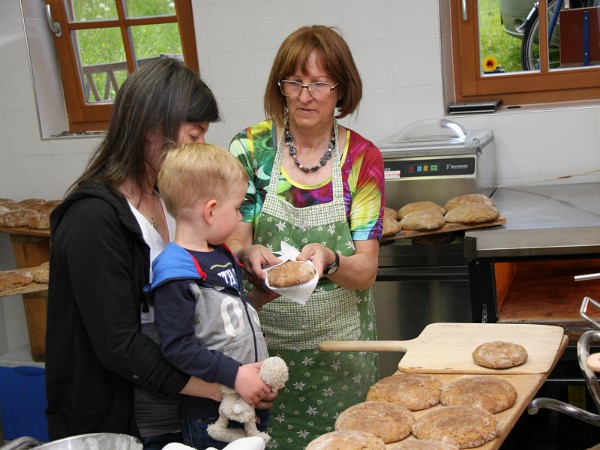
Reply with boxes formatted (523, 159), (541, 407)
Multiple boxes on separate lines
(1, 0), (600, 356)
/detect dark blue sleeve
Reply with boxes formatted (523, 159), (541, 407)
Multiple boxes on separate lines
(152, 280), (240, 388)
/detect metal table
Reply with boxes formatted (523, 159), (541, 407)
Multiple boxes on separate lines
(465, 182), (600, 259)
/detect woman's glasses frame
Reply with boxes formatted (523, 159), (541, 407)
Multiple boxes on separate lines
(278, 80), (338, 100)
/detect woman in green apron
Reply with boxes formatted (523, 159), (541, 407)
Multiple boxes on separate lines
(228, 25), (385, 449)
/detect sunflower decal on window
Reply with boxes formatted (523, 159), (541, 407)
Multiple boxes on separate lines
(483, 56), (499, 73)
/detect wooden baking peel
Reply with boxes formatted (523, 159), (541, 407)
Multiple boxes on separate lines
(319, 322), (564, 374)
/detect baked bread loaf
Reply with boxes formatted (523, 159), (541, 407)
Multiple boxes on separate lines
(400, 209), (445, 231)
(441, 376), (517, 413)
(0, 269), (34, 291)
(383, 214), (402, 237)
(29, 212), (50, 229)
(443, 193), (495, 212)
(473, 341), (528, 369)
(335, 401), (414, 444)
(398, 201), (446, 220)
(16, 198), (47, 211)
(267, 261), (316, 287)
(413, 406), (499, 448)
(366, 373), (442, 411)
(306, 430), (386, 450)
(444, 203), (499, 225)
(384, 206), (400, 221)
(0, 209), (39, 228)
(388, 439), (459, 450)
(32, 261), (50, 284)
(0, 199), (17, 210)
(37, 200), (61, 214)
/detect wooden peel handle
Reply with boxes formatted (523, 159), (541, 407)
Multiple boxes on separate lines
(319, 340), (409, 352)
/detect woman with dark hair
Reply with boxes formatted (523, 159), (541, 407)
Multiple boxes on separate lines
(45, 57), (231, 449)
(228, 26), (385, 448)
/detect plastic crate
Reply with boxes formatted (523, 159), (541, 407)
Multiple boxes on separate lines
(0, 366), (49, 442)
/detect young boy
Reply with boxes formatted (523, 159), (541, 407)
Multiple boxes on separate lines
(147, 143), (272, 450)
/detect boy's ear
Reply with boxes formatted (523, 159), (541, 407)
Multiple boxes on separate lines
(203, 199), (218, 223)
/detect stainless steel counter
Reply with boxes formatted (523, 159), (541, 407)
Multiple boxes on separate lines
(465, 183), (600, 258)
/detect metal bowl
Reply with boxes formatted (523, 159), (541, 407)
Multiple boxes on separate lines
(34, 433), (142, 450)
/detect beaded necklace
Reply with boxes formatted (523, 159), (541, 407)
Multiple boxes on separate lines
(285, 123), (335, 173)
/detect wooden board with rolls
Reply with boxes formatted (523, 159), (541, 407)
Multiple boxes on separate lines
(0, 281), (48, 297)
(384, 349), (567, 449)
(314, 336), (568, 449)
(0, 264), (49, 297)
(382, 193), (506, 241)
(382, 217), (506, 242)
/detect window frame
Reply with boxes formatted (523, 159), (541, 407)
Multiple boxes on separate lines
(450, 0), (600, 106)
(45, 0), (199, 132)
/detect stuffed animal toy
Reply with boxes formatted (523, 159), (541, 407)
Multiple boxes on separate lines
(207, 356), (289, 444)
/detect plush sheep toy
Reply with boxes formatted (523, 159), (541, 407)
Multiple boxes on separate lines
(207, 356), (289, 444)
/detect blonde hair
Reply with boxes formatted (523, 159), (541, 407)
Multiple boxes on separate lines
(158, 143), (248, 218)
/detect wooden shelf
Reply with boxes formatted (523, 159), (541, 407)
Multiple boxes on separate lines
(496, 259), (600, 343)
(0, 227), (49, 237)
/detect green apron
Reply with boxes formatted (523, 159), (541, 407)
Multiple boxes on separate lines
(255, 121), (378, 449)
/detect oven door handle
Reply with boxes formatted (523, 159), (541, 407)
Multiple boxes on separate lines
(376, 266), (469, 282)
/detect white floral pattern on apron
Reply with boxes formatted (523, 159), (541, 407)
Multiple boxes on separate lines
(254, 120), (378, 449)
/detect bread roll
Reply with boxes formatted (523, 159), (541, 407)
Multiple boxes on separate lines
(472, 341), (528, 369)
(0, 269), (34, 291)
(398, 201), (445, 220)
(0, 209), (39, 228)
(16, 198), (47, 211)
(335, 401), (414, 444)
(444, 203), (499, 224)
(400, 209), (445, 231)
(367, 373), (442, 411)
(29, 212), (50, 229)
(384, 206), (399, 221)
(443, 193), (495, 212)
(388, 440), (459, 450)
(383, 214), (402, 237)
(413, 406), (499, 448)
(267, 261), (316, 287)
(306, 430), (386, 450)
(441, 376), (517, 413)
(32, 261), (50, 284)
(0, 198), (18, 210)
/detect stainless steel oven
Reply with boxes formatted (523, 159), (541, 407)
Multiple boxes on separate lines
(372, 119), (496, 377)
(373, 236), (473, 377)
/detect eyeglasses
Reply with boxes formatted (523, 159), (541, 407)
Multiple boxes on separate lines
(278, 80), (338, 100)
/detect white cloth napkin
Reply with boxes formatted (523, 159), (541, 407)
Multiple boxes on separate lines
(263, 242), (319, 305)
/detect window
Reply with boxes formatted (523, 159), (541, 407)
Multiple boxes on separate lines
(45, 0), (198, 132)
(450, 0), (600, 106)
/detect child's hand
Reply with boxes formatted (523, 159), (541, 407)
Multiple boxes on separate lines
(234, 362), (271, 405)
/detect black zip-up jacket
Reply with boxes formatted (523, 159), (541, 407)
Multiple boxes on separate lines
(45, 184), (188, 440)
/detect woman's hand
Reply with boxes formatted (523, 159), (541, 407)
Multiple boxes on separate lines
(297, 240), (380, 291)
(296, 243), (331, 278)
(241, 244), (282, 284)
(227, 222), (281, 284)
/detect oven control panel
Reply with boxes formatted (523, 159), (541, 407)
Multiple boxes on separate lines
(384, 156), (476, 179)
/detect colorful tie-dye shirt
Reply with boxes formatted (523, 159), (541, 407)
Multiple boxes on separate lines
(229, 120), (384, 241)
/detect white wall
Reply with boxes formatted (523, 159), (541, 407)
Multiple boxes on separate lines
(1, 0), (600, 356)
